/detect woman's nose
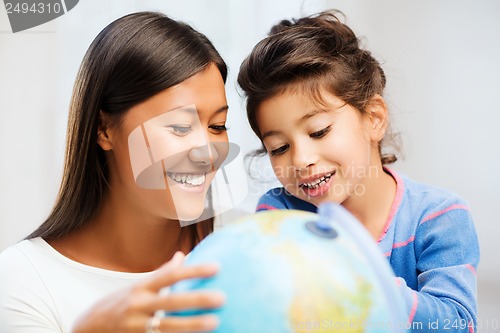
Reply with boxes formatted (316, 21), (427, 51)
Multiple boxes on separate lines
(189, 142), (219, 167)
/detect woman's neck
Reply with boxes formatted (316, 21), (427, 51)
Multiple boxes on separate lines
(48, 192), (191, 273)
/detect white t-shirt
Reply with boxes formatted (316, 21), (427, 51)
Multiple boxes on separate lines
(0, 238), (154, 333)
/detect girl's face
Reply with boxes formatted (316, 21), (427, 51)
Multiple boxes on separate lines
(256, 87), (384, 207)
(101, 64), (228, 222)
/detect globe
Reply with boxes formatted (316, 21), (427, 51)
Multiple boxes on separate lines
(169, 203), (409, 333)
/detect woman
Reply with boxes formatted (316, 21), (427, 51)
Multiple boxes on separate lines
(0, 11), (229, 333)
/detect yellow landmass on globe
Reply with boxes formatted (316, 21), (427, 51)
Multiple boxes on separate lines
(255, 210), (313, 236)
(275, 242), (372, 333)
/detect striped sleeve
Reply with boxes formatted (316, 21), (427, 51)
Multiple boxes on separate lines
(255, 190), (287, 211)
(399, 203), (479, 332)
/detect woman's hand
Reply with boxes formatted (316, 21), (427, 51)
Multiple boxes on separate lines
(72, 252), (224, 333)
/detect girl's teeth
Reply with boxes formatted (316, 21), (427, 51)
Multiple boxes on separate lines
(303, 172), (334, 189)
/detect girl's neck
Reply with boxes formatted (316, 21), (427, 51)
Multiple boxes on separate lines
(341, 166), (397, 241)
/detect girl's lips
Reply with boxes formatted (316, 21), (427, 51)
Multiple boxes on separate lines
(299, 171), (335, 198)
(299, 170), (336, 188)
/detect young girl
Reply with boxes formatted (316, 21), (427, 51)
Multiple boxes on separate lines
(238, 11), (479, 332)
(0, 12), (230, 333)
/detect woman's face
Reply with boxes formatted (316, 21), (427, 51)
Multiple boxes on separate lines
(103, 64), (229, 222)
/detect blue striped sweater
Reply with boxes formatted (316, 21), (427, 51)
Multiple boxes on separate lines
(256, 169), (479, 332)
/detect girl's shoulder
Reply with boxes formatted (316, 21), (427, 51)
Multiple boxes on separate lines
(389, 169), (471, 225)
(257, 187), (316, 212)
(397, 171), (469, 206)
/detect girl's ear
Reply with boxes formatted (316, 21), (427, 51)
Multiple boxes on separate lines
(366, 94), (388, 142)
(97, 111), (113, 151)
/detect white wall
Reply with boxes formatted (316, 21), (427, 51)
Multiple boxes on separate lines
(1, 0), (499, 326)
(326, 1), (500, 326)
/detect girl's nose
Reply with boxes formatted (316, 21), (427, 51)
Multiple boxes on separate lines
(291, 143), (317, 171)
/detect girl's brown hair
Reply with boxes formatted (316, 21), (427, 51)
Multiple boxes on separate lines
(238, 11), (397, 164)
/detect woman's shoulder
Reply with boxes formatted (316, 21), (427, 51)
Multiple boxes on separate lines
(0, 238), (47, 271)
(0, 237), (155, 332)
(0, 237), (156, 281)
(0, 238), (57, 317)
(0, 238), (58, 296)
(0, 238), (62, 332)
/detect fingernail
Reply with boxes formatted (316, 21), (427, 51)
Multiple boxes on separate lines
(212, 292), (226, 306)
(206, 263), (220, 270)
(201, 263), (220, 275)
(202, 315), (219, 328)
(172, 251), (185, 261)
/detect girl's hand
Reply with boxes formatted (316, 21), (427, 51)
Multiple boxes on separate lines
(72, 252), (224, 333)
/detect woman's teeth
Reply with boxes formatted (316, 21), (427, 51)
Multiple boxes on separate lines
(301, 171), (335, 189)
(167, 173), (205, 186)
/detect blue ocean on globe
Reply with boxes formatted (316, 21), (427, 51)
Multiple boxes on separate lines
(169, 203), (409, 333)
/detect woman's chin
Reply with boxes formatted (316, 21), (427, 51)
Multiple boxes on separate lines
(171, 202), (208, 225)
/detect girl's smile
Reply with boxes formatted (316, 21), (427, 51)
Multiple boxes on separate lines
(256, 86), (383, 208)
(298, 170), (336, 198)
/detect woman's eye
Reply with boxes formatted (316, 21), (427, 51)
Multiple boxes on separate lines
(310, 125), (331, 139)
(270, 144), (289, 156)
(167, 125), (192, 136)
(209, 124), (228, 134)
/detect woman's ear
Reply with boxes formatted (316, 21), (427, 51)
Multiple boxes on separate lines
(97, 111), (113, 151)
(366, 94), (388, 142)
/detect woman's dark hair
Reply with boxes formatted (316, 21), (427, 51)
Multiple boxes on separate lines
(238, 10), (397, 164)
(28, 12), (227, 245)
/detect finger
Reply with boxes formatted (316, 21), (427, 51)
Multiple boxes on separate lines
(165, 251), (186, 268)
(150, 291), (225, 313)
(144, 262), (220, 292)
(139, 251), (185, 291)
(160, 314), (219, 333)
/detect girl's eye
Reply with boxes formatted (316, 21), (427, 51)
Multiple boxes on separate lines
(167, 125), (192, 136)
(310, 125), (331, 139)
(270, 144), (289, 156)
(209, 124), (228, 134)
